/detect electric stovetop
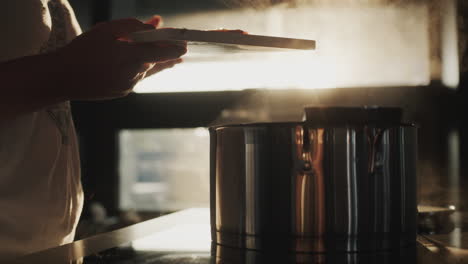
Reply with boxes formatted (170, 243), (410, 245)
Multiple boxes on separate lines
(14, 208), (467, 264)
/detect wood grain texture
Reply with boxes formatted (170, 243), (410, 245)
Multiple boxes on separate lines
(130, 28), (316, 50)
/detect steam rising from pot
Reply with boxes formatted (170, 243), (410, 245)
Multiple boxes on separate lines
(136, 0), (431, 93)
(219, 0), (427, 9)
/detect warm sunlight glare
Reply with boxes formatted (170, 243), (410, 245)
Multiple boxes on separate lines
(134, 3), (431, 93)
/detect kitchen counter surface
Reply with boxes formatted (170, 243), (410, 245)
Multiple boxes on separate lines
(12, 208), (468, 264)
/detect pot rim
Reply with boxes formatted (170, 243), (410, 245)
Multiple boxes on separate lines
(209, 121), (417, 130)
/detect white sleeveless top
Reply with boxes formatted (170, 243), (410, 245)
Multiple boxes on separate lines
(0, 0), (83, 260)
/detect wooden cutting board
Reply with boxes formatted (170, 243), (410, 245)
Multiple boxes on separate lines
(129, 28), (316, 50)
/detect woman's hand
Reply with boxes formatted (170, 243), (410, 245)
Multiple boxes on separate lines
(53, 18), (187, 100)
(142, 15), (184, 78)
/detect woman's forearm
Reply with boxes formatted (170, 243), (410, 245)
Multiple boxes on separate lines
(0, 18), (187, 123)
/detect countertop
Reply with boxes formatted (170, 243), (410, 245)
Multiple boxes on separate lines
(12, 208), (468, 264)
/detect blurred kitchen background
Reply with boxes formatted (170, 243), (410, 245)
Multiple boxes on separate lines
(67, 0), (468, 236)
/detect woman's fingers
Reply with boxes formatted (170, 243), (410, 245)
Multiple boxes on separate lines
(95, 18), (155, 39)
(146, 58), (183, 77)
(91, 18), (187, 63)
(145, 15), (163, 28)
(117, 41), (187, 63)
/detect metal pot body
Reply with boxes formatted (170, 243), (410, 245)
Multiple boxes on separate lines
(210, 123), (417, 253)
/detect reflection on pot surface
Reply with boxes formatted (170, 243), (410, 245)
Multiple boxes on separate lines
(213, 243), (417, 264)
(210, 115), (417, 252)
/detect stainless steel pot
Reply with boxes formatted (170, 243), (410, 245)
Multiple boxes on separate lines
(210, 107), (418, 253)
